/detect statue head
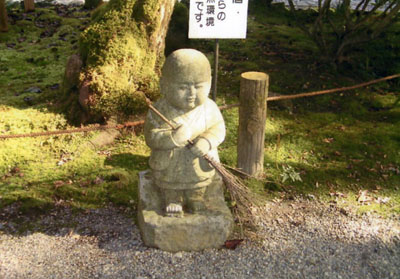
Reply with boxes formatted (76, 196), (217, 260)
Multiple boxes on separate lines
(160, 49), (212, 112)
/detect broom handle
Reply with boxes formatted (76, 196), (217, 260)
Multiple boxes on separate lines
(143, 95), (195, 146)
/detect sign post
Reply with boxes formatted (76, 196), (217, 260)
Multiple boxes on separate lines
(188, 0), (249, 100)
(212, 39), (219, 101)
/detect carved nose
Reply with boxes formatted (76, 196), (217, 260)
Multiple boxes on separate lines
(189, 86), (196, 96)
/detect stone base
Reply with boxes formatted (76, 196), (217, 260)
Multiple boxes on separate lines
(137, 170), (233, 252)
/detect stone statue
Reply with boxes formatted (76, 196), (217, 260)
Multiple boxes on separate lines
(138, 49), (233, 252)
(144, 48), (225, 217)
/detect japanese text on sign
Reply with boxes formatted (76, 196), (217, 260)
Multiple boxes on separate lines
(189, 0), (249, 39)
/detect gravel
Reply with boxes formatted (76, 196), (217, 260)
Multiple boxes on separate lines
(0, 200), (399, 279)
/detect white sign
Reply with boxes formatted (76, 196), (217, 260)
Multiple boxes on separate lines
(189, 0), (249, 39)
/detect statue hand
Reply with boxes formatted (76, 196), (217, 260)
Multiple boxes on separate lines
(172, 124), (191, 146)
(190, 137), (211, 157)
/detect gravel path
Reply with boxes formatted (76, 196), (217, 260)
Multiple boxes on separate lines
(1, 200), (399, 279)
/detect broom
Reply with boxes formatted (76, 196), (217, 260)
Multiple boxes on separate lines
(142, 95), (261, 230)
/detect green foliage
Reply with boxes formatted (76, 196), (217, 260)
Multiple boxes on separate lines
(354, 21), (400, 80)
(287, 0), (400, 67)
(280, 165), (302, 183)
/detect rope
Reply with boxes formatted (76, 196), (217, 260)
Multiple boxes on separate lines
(219, 73), (400, 111)
(1, 73), (398, 139)
(0, 120), (144, 139)
(266, 73), (400, 101)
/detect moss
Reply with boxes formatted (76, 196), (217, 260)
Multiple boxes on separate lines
(76, 0), (174, 121)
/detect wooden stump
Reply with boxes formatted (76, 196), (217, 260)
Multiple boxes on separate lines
(24, 0), (35, 12)
(237, 72), (269, 177)
(0, 0), (8, 32)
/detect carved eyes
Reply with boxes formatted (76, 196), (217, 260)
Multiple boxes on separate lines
(178, 84), (204, 91)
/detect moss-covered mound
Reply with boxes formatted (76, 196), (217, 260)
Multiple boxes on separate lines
(75, 0), (173, 122)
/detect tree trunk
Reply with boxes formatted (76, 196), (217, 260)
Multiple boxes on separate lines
(84, 0), (103, 9)
(0, 0), (8, 32)
(24, 0), (35, 12)
(63, 0), (175, 124)
(237, 72), (269, 177)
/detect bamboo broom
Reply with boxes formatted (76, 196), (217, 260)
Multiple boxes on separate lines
(142, 95), (261, 230)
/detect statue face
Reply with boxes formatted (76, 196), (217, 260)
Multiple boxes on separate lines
(161, 49), (213, 111)
(165, 75), (211, 111)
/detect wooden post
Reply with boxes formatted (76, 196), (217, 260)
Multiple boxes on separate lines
(24, 0), (35, 12)
(237, 72), (269, 177)
(0, 0), (8, 32)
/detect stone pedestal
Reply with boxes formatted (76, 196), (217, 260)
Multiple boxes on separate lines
(137, 170), (233, 252)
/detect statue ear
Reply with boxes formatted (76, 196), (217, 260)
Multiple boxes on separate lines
(205, 79), (212, 96)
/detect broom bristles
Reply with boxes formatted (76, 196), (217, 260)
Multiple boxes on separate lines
(205, 155), (262, 230)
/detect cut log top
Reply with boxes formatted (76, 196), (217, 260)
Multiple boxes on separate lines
(241, 72), (269, 81)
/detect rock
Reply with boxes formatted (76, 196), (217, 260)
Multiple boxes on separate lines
(137, 170), (233, 252)
(23, 96), (34, 105)
(49, 83), (60, 90)
(63, 54), (82, 90)
(25, 87), (41, 93)
(78, 79), (91, 110)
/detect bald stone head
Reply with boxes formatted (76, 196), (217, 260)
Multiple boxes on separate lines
(161, 49), (212, 112)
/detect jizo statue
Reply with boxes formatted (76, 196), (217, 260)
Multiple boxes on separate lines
(144, 49), (225, 217)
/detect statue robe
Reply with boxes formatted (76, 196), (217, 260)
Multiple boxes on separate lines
(144, 98), (225, 190)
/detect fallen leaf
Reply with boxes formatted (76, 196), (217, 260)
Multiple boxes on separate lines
(330, 192), (346, 198)
(79, 180), (90, 187)
(272, 198), (282, 203)
(10, 167), (20, 174)
(376, 197), (391, 204)
(323, 138), (334, 143)
(339, 208), (349, 216)
(54, 180), (65, 189)
(97, 150), (112, 157)
(224, 239), (244, 250)
(17, 37), (26, 43)
(357, 190), (374, 204)
(93, 177), (104, 185)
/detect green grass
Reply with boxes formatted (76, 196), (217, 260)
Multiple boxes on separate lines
(0, 2), (399, 217)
